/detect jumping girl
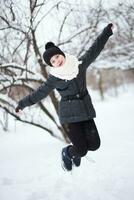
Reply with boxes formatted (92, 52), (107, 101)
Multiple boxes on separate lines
(15, 23), (114, 171)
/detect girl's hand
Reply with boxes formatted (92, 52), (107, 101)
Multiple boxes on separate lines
(108, 23), (114, 30)
(111, 24), (114, 31)
(15, 106), (22, 114)
(107, 23), (114, 34)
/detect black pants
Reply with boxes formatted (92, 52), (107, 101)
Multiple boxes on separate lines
(66, 119), (101, 157)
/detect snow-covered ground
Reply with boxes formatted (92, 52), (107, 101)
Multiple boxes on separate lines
(0, 85), (134, 200)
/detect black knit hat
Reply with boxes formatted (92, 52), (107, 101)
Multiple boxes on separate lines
(43, 42), (65, 66)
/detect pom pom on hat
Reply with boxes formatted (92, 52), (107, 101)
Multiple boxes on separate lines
(45, 42), (55, 50)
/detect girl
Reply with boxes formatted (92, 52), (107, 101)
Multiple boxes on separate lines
(15, 23), (114, 171)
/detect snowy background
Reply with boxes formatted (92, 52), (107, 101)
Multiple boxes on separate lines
(0, 84), (134, 200)
(0, 0), (134, 199)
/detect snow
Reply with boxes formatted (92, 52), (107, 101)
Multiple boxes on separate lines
(0, 85), (134, 200)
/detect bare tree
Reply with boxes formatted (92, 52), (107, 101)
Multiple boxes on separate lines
(0, 0), (69, 140)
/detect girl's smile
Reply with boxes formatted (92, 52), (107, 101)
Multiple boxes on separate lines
(50, 54), (66, 67)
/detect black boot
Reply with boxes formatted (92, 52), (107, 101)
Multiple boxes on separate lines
(72, 156), (81, 167)
(67, 145), (81, 167)
(61, 146), (72, 171)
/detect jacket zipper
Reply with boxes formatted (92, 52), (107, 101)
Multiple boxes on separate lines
(74, 78), (90, 118)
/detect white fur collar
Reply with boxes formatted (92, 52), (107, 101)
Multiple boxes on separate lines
(49, 54), (81, 80)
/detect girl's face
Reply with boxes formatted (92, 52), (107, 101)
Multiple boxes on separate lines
(50, 54), (66, 67)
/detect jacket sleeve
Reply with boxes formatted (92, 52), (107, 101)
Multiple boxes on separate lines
(18, 75), (56, 110)
(79, 23), (113, 69)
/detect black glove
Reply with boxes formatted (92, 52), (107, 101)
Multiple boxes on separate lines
(105, 23), (113, 36)
(107, 23), (113, 31)
(15, 105), (21, 113)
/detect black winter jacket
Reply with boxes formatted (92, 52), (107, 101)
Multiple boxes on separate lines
(18, 24), (113, 125)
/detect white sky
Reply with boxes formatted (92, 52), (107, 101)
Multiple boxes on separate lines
(64, 0), (134, 8)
